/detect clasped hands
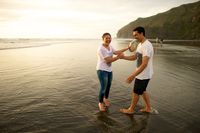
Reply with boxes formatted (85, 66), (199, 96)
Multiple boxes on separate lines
(116, 52), (125, 59)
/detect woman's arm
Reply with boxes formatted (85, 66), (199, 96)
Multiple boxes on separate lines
(104, 53), (124, 63)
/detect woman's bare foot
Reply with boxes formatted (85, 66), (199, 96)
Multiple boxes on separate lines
(119, 108), (134, 114)
(103, 98), (110, 107)
(98, 103), (106, 111)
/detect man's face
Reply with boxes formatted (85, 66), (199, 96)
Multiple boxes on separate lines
(133, 31), (142, 42)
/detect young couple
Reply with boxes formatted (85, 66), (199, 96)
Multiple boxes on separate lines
(96, 26), (154, 114)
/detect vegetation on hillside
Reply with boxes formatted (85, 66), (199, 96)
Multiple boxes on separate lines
(117, 1), (200, 40)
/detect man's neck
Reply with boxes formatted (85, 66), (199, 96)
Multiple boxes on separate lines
(141, 37), (146, 44)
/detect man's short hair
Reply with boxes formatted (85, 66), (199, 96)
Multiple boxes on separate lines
(133, 26), (145, 36)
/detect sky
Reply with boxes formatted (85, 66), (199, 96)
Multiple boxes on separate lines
(0, 0), (198, 39)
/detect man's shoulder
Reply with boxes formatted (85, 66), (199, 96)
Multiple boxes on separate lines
(143, 40), (153, 48)
(145, 39), (152, 45)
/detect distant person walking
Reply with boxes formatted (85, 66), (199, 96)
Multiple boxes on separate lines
(119, 26), (154, 114)
(156, 37), (163, 47)
(96, 33), (129, 111)
(156, 37), (159, 45)
(159, 38), (164, 47)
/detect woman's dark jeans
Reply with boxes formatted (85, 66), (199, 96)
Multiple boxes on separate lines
(97, 70), (113, 103)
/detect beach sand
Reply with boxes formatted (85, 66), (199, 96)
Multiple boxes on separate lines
(0, 39), (199, 132)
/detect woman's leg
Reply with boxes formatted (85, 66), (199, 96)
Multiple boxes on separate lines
(105, 71), (112, 99)
(104, 72), (112, 106)
(97, 70), (108, 111)
(97, 70), (108, 102)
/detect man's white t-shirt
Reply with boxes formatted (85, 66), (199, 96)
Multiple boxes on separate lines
(135, 40), (154, 79)
(96, 44), (116, 72)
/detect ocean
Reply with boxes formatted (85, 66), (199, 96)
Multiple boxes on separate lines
(0, 38), (200, 133)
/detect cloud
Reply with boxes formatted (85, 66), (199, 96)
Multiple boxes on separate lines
(0, 0), (199, 38)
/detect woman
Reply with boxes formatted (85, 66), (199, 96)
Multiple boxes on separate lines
(96, 33), (129, 111)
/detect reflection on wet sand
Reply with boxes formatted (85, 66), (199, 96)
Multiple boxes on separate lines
(96, 108), (150, 133)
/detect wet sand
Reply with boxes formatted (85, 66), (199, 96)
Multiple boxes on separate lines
(0, 39), (199, 132)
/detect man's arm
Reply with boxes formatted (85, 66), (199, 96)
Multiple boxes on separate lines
(104, 53), (124, 63)
(126, 56), (149, 83)
(121, 54), (137, 61)
(114, 47), (129, 55)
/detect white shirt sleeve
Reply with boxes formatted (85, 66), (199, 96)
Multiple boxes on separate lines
(142, 44), (151, 57)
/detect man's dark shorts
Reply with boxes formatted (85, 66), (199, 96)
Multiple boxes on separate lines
(133, 78), (150, 95)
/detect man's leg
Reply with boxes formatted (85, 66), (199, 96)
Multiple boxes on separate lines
(120, 78), (144, 114)
(120, 92), (139, 114)
(129, 92), (139, 110)
(141, 91), (151, 112)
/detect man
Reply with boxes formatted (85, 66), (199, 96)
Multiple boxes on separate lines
(120, 26), (154, 114)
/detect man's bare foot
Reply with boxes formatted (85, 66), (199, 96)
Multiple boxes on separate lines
(103, 98), (110, 107)
(119, 108), (134, 114)
(98, 103), (106, 112)
(140, 107), (152, 113)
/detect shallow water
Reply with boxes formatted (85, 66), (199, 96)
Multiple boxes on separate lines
(0, 39), (200, 133)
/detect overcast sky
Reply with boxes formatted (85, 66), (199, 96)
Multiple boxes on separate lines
(0, 0), (198, 38)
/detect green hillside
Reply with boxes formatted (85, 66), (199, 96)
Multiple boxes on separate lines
(117, 1), (200, 40)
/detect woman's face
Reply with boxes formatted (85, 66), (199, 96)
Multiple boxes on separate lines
(103, 35), (112, 45)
